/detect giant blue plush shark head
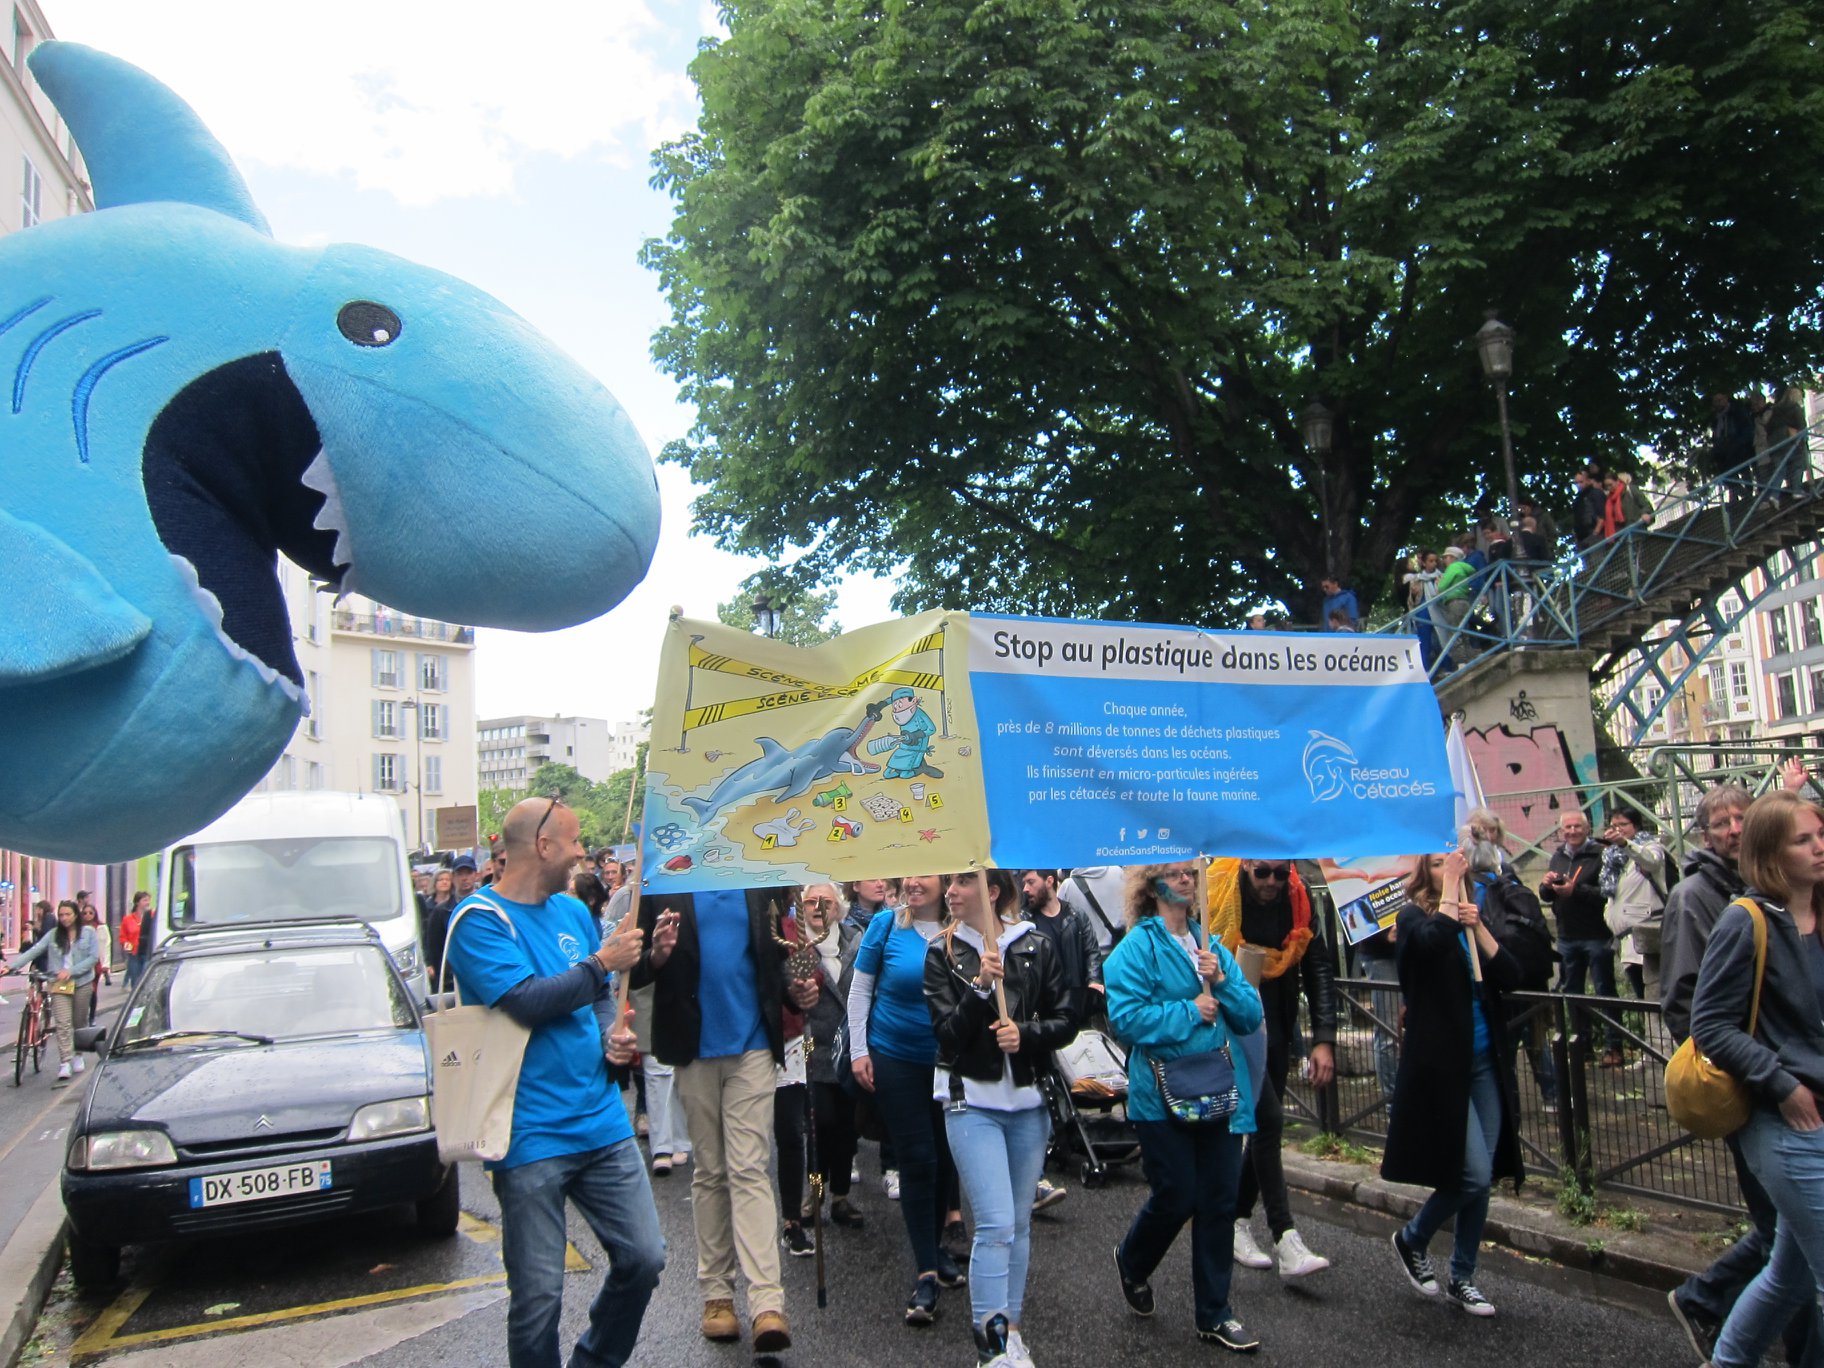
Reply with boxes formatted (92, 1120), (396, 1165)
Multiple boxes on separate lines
(0, 43), (661, 862)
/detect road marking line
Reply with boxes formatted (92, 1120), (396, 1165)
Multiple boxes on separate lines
(0, 1085), (76, 1169)
(67, 1282), (154, 1360)
(68, 1209), (586, 1360)
(71, 1274), (508, 1358)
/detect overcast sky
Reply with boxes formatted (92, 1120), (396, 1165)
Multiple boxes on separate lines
(42, 0), (899, 725)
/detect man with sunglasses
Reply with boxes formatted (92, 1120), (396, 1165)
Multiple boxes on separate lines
(1215, 859), (1335, 1280)
(445, 795), (665, 1368)
(1663, 770), (1821, 1368)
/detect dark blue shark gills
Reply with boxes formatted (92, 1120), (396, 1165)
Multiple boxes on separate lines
(0, 43), (659, 862)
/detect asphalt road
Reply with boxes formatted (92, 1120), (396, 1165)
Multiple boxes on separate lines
(31, 1122), (1699, 1368)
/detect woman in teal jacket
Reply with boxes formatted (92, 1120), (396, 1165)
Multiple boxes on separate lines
(1106, 861), (1265, 1353)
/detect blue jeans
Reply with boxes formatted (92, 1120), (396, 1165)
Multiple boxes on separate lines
(1557, 937), (1624, 1051)
(1121, 1119), (1246, 1330)
(1715, 1110), (1824, 1368)
(1402, 1050), (1501, 1284)
(870, 1052), (956, 1274)
(490, 1139), (666, 1368)
(1362, 957), (1402, 1113)
(1684, 1129), (1823, 1367)
(945, 1104), (1050, 1327)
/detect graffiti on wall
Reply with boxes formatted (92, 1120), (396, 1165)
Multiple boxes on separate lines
(1464, 722), (1587, 846)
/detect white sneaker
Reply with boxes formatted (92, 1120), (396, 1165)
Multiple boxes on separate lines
(72, 1055), (85, 1074)
(1276, 1228), (1331, 1279)
(56, 1062), (71, 1081)
(1232, 1220), (1274, 1269)
(884, 1168), (901, 1201)
(1005, 1327), (1036, 1367)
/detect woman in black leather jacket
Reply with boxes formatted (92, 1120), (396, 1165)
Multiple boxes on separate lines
(925, 869), (1075, 1368)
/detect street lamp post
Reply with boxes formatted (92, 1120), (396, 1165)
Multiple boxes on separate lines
(1301, 401), (1336, 577)
(399, 696), (426, 852)
(1474, 311), (1520, 520)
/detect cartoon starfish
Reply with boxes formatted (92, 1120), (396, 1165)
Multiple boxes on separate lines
(918, 828), (940, 843)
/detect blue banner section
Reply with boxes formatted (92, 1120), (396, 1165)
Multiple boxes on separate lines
(969, 615), (1454, 866)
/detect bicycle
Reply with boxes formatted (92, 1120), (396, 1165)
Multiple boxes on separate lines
(7, 970), (48, 1087)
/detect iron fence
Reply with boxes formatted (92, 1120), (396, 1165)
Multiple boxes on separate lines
(1283, 977), (1745, 1215)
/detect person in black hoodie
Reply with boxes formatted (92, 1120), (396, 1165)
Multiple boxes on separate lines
(633, 887), (818, 1353)
(1692, 791), (1824, 1368)
(926, 869), (1074, 1368)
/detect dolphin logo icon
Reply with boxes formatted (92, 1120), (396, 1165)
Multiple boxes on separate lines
(1303, 730), (1357, 803)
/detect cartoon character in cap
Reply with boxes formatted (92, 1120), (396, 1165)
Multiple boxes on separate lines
(864, 687), (942, 780)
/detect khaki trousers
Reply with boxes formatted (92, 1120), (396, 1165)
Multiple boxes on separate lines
(675, 1049), (783, 1315)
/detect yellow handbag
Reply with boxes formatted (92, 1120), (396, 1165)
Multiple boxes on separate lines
(1665, 899), (1767, 1139)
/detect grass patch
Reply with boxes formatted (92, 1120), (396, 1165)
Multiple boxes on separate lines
(1303, 1133), (1377, 1165)
(1554, 1169), (1646, 1231)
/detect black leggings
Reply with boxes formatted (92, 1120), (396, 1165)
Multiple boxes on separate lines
(1235, 1045), (1294, 1239)
(809, 1081), (858, 1199)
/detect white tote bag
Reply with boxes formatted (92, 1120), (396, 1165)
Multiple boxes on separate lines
(426, 896), (532, 1164)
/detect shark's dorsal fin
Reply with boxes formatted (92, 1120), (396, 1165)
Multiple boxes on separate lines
(28, 42), (271, 236)
(0, 506), (150, 684)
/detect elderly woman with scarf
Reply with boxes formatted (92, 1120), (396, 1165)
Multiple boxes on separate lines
(1205, 857), (1336, 1279)
(1107, 861), (1265, 1352)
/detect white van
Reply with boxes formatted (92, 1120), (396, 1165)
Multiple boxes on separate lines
(156, 791), (427, 997)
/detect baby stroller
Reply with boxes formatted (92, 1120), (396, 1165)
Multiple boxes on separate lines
(1043, 1027), (1140, 1187)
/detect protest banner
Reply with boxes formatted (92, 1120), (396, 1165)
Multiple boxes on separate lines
(1318, 857), (1417, 947)
(640, 611), (1454, 893)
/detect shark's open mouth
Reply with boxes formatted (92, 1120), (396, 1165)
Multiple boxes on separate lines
(141, 352), (344, 696)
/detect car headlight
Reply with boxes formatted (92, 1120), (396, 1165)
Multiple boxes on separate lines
(70, 1130), (178, 1171)
(391, 943), (421, 980)
(349, 1096), (431, 1141)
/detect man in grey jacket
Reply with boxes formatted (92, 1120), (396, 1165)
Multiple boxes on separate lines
(1663, 779), (1820, 1368)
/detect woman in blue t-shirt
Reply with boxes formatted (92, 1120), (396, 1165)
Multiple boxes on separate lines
(847, 873), (964, 1325)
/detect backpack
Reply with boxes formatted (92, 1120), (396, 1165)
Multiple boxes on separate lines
(1482, 874), (1556, 990)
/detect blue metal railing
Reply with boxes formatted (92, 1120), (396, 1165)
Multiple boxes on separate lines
(1369, 426), (1824, 686)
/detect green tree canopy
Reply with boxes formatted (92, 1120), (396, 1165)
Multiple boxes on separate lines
(647, 0), (1824, 621)
(716, 578), (843, 645)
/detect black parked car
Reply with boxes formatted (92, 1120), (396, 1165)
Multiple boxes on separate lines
(63, 920), (455, 1287)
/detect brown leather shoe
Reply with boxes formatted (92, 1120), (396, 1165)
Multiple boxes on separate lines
(700, 1299), (739, 1342)
(752, 1309), (792, 1353)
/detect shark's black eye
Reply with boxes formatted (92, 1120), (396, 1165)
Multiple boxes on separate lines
(337, 301), (401, 348)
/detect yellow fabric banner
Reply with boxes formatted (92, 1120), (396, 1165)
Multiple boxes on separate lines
(641, 611), (989, 891)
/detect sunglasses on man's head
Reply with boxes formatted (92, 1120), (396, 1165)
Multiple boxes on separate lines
(1250, 864), (1292, 881)
(534, 794), (567, 843)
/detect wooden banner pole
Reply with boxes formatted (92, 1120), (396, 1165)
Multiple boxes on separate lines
(1458, 874), (1484, 984)
(973, 867), (1011, 1023)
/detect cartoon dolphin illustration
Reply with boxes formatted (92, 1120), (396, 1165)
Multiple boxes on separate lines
(0, 44), (660, 861)
(682, 717), (880, 824)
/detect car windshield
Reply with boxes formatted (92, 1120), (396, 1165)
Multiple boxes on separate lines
(170, 837), (404, 925)
(121, 945), (415, 1043)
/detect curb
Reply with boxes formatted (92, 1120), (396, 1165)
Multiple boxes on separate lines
(1282, 1150), (1710, 1293)
(0, 1182), (65, 1368)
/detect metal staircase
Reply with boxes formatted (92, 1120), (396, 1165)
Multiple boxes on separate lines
(1378, 427), (1824, 744)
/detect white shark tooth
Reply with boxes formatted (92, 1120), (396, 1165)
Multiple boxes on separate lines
(301, 447), (354, 570)
(169, 552), (306, 706)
